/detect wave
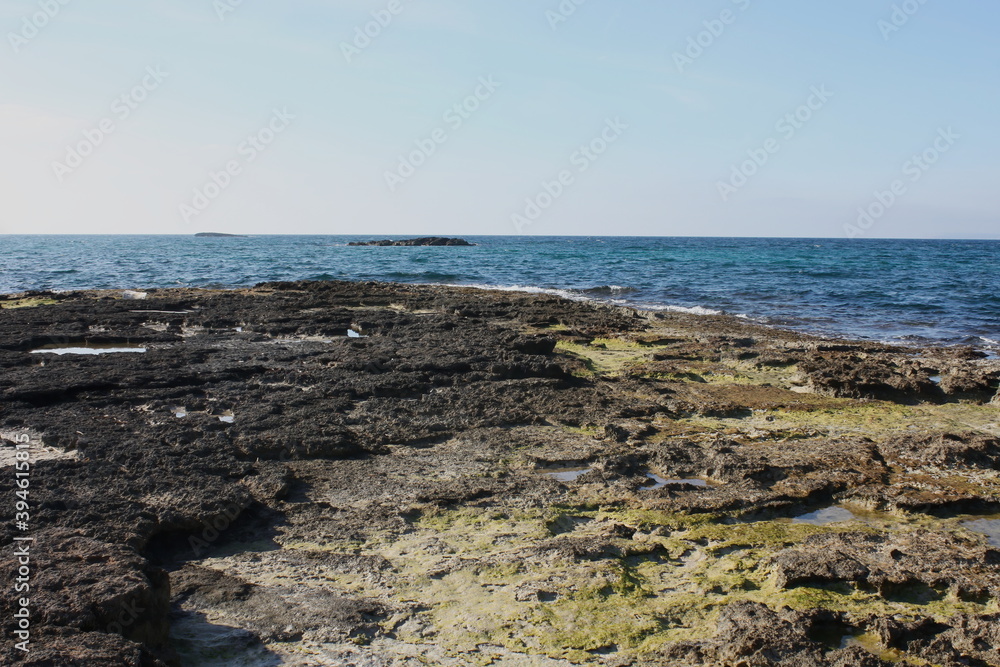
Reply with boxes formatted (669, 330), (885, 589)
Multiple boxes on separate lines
(449, 282), (643, 305)
(580, 285), (638, 296)
(448, 282), (744, 319)
(644, 304), (726, 316)
(447, 283), (585, 301)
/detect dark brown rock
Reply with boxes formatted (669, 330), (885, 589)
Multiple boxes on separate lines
(1, 281), (997, 664)
(347, 237), (474, 246)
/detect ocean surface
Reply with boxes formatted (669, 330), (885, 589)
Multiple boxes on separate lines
(1, 235), (998, 352)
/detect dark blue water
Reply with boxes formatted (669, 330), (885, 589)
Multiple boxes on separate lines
(1, 236), (997, 351)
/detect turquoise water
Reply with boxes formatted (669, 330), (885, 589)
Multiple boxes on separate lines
(1, 235), (998, 351)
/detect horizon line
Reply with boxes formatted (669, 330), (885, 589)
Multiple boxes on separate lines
(2, 233), (999, 241)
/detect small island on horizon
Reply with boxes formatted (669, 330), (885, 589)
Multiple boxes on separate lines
(348, 237), (474, 247)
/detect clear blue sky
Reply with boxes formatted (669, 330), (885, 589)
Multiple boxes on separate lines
(1, 0), (997, 237)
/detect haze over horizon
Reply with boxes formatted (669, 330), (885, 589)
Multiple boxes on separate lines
(2, 1), (997, 239)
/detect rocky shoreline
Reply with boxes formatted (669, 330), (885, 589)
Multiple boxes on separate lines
(1, 281), (999, 666)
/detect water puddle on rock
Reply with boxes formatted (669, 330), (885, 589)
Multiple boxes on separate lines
(643, 473), (709, 490)
(169, 613), (279, 667)
(839, 632), (924, 664)
(30, 344), (147, 355)
(169, 408), (234, 422)
(545, 468), (592, 482)
(130, 310), (194, 314)
(963, 517), (1000, 546)
(347, 329), (366, 338)
(792, 505), (858, 525)
(272, 336), (334, 344)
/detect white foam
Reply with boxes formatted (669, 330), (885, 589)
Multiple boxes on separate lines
(642, 304), (725, 316)
(442, 282), (741, 319)
(448, 283), (584, 302)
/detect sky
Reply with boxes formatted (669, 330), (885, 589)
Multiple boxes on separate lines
(0, 0), (997, 238)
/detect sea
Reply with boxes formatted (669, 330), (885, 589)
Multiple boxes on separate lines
(1, 235), (998, 353)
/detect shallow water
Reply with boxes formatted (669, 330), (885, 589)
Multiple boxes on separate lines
(963, 518), (1000, 546)
(546, 468), (591, 482)
(839, 633), (910, 662)
(30, 345), (147, 355)
(169, 613), (279, 667)
(792, 506), (858, 525)
(130, 309), (194, 314)
(643, 473), (709, 490)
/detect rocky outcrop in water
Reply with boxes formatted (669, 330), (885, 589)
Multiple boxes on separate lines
(1, 281), (998, 665)
(347, 237), (474, 246)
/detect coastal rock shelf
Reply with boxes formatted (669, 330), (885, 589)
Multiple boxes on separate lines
(1, 281), (999, 666)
